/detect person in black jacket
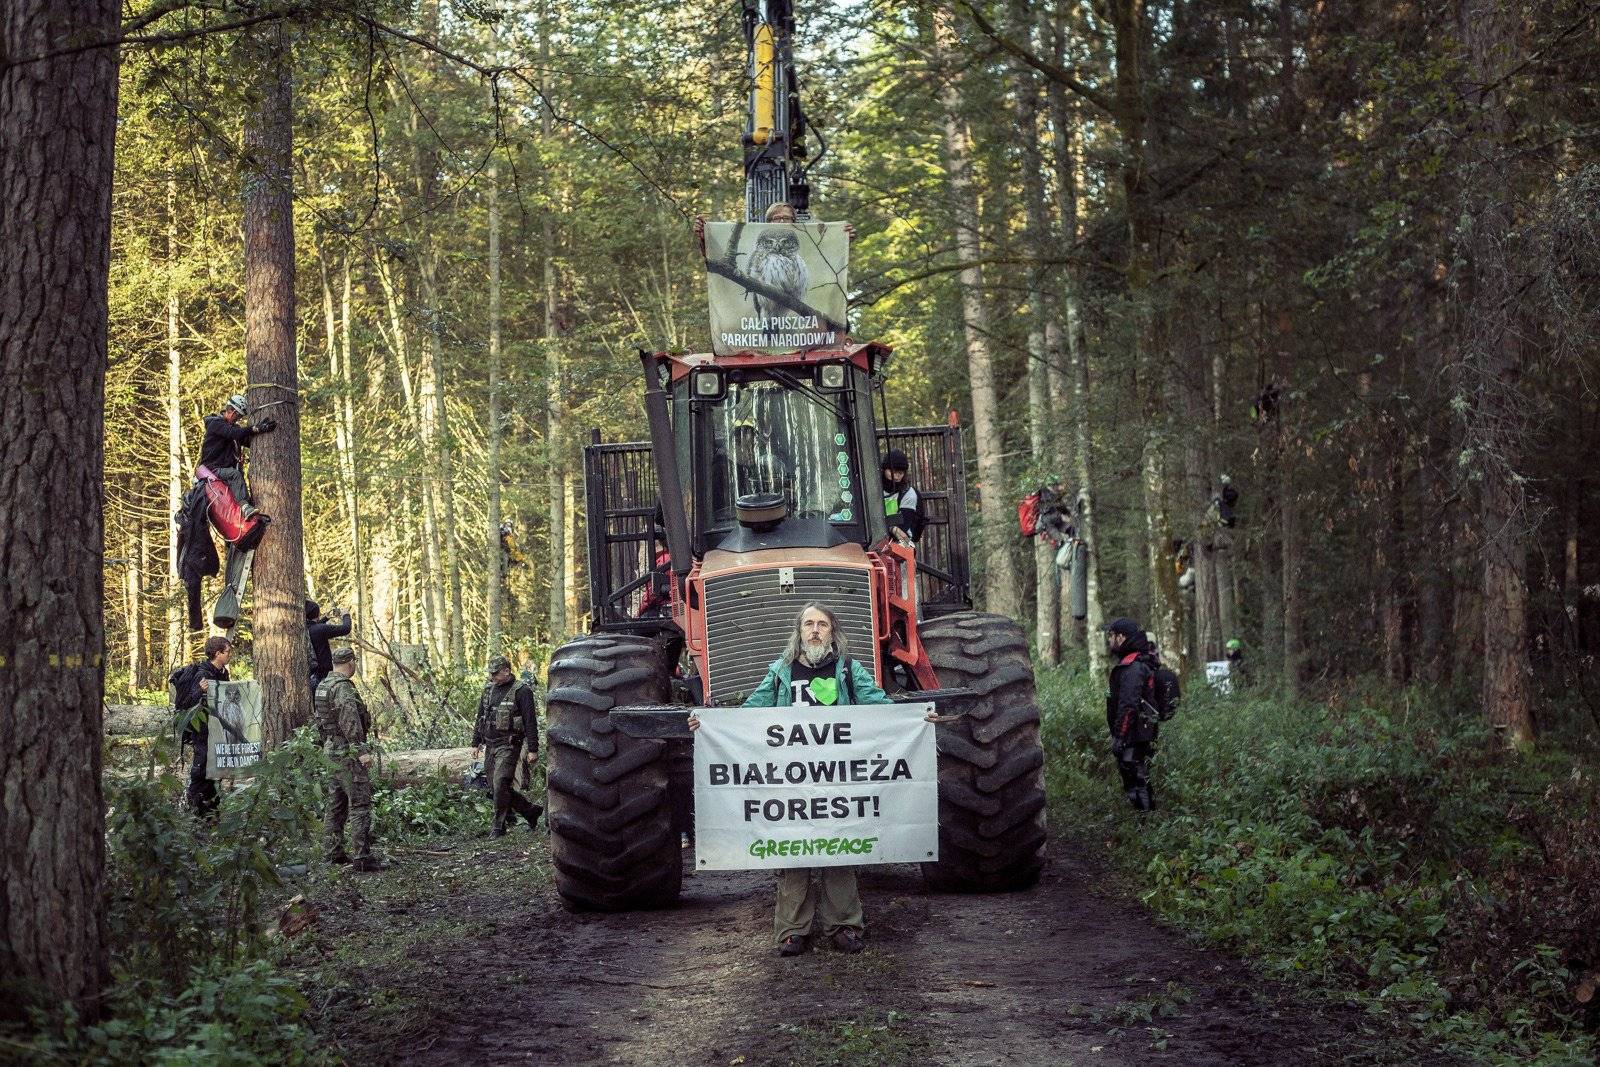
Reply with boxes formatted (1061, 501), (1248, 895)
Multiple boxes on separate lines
(199, 393), (275, 517)
(1103, 617), (1159, 811)
(881, 449), (922, 544)
(174, 636), (232, 818)
(305, 599), (352, 697)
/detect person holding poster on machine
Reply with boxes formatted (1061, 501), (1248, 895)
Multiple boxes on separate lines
(689, 603), (938, 957)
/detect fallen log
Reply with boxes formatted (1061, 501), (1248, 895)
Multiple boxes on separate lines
(377, 746), (476, 785)
(106, 704), (170, 736)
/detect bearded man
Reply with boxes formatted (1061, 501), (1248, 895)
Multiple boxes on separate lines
(691, 602), (891, 956)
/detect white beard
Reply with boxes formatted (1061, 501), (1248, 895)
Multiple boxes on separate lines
(799, 640), (832, 667)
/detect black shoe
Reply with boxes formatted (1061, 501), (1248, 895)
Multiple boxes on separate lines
(326, 851), (352, 866)
(523, 805), (543, 831)
(778, 935), (810, 957)
(830, 929), (865, 954)
(351, 855), (387, 872)
(490, 825), (507, 838)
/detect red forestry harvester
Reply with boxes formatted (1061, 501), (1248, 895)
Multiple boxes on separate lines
(545, 0), (1047, 910)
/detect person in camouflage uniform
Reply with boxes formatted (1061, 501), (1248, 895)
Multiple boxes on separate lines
(472, 655), (543, 837)
(314, 646), (383, 870)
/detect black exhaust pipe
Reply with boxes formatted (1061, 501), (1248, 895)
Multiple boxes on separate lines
(639, 349), (693, 576)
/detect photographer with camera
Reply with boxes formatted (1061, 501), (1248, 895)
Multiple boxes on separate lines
(305, 598), (352, 697)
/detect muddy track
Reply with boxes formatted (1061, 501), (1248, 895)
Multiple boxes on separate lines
(310, 839), (1443, 1066)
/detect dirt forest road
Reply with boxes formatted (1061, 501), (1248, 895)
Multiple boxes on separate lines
(302, 836), (1442, 1066)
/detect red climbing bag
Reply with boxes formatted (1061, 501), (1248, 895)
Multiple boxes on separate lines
(1018, 491), (1041, 537)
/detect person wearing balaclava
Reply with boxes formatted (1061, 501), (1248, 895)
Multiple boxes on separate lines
(880, 449), (921, 545)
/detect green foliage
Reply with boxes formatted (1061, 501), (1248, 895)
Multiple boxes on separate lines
(1039, 669), (1599, 1064)
(15, 731), (332, 1063)
(23, 961), (330, 1067)
(372, 770), (494, 838)
(108, 730), (326, 980)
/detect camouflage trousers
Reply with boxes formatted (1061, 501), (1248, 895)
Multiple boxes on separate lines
(325, 753), (373, 860)
(485, 738), (542, 833)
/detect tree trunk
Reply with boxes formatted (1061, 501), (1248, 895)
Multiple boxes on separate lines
(932, 6), (1020, 619)
(166, 176), (185, 670)
(486, 157), (506, 658)
(374, 253), (444, 660)
(0, 0), (117, 1013)
(1012, 7), (1059, 665)
(1463, 0), (1533, 745)
(338, 253), (365, 651)
(242, 20), (311, 744)
(542, 14), (568, 643)
(418, 253), (465, 664)
(1046, 31), (1103, 671)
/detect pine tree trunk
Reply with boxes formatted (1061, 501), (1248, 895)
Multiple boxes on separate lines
(338, 254), (365, 648)
(166, 177), (185, 670)
(486, 157), (505, 658)
(375, 254), (445, 660)
(1013, 11), (1059, 664)
(1464, 0), (1533, 745)
(1045, 42), (1104, 671)
(932, 6), (1020, 619)
(541, 10), (568, 643)
(242, 20), (311, 744)
(0, 0), (116, 1011)
(418, 254), (465, 665)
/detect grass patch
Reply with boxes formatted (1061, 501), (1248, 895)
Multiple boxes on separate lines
(769, 1010), (931, 1067)
(1039, 668), (1599, 1066)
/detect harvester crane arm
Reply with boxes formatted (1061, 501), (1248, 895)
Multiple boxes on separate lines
(741, 0), (811, 222)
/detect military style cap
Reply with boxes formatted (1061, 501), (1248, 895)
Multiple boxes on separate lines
(331, 647), (357, 664)
(487, 655), (512, 674)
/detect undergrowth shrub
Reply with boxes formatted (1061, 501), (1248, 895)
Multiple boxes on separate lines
(1039, 668), (1599, 1065)
(11, 729), (331, 1064)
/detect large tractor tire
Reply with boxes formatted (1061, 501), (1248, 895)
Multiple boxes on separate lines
(545, 633), (681, 911)
(919, 611), (1047, 892)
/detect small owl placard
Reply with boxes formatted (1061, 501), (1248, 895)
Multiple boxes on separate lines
(704, 221), (850, 355)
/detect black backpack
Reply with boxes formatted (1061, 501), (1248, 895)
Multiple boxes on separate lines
(1145, 664), (1181, 721)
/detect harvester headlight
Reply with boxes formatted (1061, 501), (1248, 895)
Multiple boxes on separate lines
(692, 369), (725, 399)
(817, 363), (847, 390)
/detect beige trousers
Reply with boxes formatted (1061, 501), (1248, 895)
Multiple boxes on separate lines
(773, 866), (864, 943)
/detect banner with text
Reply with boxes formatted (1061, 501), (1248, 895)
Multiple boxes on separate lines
(704, 221), (850, 355)
(206, 679), (263, 778)
(693, 703), (937, 871)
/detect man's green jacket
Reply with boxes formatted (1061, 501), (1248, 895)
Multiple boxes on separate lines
(743, 655), (892, 708)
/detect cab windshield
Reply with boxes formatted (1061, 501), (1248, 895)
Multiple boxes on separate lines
(699, 376), (865, 543)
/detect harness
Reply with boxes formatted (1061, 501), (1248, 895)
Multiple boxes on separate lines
(484, 682), (531, 737)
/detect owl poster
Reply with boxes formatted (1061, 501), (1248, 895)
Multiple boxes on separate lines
(206, 679), (263, 778)
(704, 221), (850, 355)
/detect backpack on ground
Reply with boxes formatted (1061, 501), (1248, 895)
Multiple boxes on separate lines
(1018, 491), (1041, 537)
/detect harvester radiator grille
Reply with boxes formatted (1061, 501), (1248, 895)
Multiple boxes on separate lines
(703, 566), (875, 703)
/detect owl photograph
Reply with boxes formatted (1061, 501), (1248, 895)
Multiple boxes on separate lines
(746, 228), (809, 326)
(704, 220), (849, 354)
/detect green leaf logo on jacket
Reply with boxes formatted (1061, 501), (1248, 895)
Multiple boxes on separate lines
(807, 676), (839, 706)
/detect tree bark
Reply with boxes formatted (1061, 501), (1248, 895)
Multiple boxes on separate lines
(0, 0), (117, 1014)
(1012, 4), (1059, 664)
(241, 20), (311, 744)
(486, 156), (505, 657)
(1046, 26), (1104, 671)
(932, 5), (1021, 619)
(541, 10), (568, 642)
(166, 176), (185, 670)
(1463, 0), (1533, 745)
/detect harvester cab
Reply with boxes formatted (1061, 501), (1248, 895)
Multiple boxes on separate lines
(545, 0), (1047, 913)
